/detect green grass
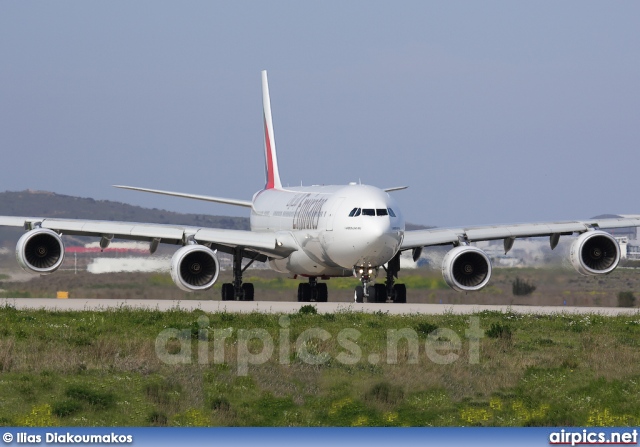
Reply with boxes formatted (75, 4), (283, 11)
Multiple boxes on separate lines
(1, 305), (640, 426)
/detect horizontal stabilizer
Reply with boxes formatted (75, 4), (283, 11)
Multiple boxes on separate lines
(113, 185), (252, 208)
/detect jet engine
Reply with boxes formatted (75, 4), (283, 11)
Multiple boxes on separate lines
(170, 245), (220, 292)
(442, 246), (492, 292)
(570, 231), (620, 276)
(16, 228), (65, 274)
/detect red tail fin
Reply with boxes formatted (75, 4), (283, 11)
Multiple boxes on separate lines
(262, 70), (282, 190)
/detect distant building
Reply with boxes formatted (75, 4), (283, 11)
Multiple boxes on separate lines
(592, 214), (638, 240)
(627, 243), (640, 260)
(593, 214), (640, 259)
(615, 237), (629, 259)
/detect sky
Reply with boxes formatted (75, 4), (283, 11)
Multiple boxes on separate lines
(1, 1), (639, 227)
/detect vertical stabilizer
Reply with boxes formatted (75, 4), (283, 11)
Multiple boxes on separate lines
(262, 70), (282, 190)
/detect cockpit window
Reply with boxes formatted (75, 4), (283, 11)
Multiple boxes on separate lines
(352, 208), (394, 217)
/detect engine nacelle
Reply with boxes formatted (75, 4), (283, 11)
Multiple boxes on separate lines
(570, 231), (620, 276)
(170, 245), (220, 292)
(16, 228), (65, 274)
(442, 245), (492, 292)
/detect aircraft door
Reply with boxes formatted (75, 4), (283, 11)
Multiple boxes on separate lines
(326, 197), (345, 231)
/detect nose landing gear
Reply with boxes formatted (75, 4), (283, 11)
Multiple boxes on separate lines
(353, 266), (377, 303)
(353, 253), (406, 303)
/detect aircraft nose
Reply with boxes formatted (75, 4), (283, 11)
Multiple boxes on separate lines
(368, 221), (401, 255)
(364, 217), (392, 239)
(341, 218), (401, 267)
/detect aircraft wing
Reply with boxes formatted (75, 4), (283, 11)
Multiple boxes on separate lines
(0, 216), (299, 260)
(401, 216), (640, 250)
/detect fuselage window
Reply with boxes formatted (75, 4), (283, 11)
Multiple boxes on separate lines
(387, 208), (396, 217)
(362, 209), (375, 216)
(376, 208), (388, 216)
(349, 208), (361, 217)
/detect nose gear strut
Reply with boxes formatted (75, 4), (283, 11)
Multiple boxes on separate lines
(353, 266), (376, 303)
(353, 253), (406, 303)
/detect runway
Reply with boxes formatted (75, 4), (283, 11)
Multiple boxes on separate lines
(3, 298), (640, 315)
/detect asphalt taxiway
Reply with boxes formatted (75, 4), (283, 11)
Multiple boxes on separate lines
(3, 298), (640, 315)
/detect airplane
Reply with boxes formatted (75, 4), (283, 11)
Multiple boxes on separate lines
(2, 70), (640, 303)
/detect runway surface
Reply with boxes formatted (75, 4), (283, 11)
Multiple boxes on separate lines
(2, 298), (640, 315)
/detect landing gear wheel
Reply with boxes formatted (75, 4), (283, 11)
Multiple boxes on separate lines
(227, 247), (259, 301)
(221, 283), (234, 301)
(366, 286), (377, 303)
(354, 286), (364, 303)
(393, 284), (406, 303)
(383, 253), (406, 303)
(298, 283), (311, 302)
(242, 283), (254, 301)
(298, 278), (328, 302)
(316, 283), (328, 302)
(373, 283), (387, 303)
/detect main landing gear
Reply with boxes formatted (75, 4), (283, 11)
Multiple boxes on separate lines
(221, 248), (258, 301)
(297, 277), (328, 302)
(383, 252), (406, 303)
(353, 253), (406, 303)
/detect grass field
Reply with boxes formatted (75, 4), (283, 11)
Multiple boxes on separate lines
(1, 303), (640, 427)
(2, 264), (640, 306)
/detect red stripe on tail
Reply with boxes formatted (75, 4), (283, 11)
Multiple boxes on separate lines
(264, 115), (276, 189)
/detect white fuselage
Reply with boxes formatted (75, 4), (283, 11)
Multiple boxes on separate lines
(250, 184), (405, 277)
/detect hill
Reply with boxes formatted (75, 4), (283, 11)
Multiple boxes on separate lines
(0, 189), (431, 248)
(0, 190), (249, 247)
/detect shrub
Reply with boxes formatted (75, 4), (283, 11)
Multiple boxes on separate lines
(209, 396), (231, 411)
(415, 322), (438, 336)
(144, 377), (182, 406)
(512, 277), (536, 296)
(617, 291), (636, 307)
(146, 410), (168, 426)
(65, 384), (116, 410)
(298, 305), (317, 315)
(52, 400), (82, 418)
(365, 382), (404, 405)
(561, 359), (579, 369)
(486, 322), (512, 340)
